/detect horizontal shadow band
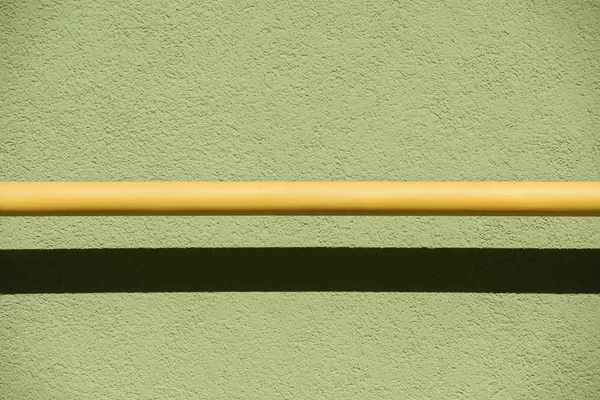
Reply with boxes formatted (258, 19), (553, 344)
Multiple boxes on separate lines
(1, 248), (599, 294)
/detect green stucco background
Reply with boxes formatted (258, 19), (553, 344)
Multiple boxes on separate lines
(1, 0), (600, 398)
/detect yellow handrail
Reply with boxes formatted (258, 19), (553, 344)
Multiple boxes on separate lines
(1, 182), (599, 216)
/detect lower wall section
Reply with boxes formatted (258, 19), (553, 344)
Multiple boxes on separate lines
(1, 292), (599, 399)
(1, 248), (599, 398)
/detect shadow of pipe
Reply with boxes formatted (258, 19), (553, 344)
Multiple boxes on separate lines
(1, 248), (599, 294)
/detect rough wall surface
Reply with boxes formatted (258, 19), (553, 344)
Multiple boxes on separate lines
(1, 0), (599, 398)
(2, 293), (600, 399)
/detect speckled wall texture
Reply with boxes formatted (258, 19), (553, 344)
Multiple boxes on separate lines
(1, 0), (599, 398)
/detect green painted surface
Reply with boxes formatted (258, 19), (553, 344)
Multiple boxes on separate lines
(1, 0), (599, 398)
(1, 293), (600, 399)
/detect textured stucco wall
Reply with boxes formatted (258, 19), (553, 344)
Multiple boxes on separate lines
(1, 293), (600, 399)
(1, 0), (599, 398)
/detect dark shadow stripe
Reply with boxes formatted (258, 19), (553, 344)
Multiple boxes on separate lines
(0, 248), (598, 294)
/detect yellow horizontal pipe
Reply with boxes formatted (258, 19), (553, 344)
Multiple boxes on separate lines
(1, 182), (599, 216)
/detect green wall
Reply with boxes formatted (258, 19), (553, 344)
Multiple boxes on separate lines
(1, 0), (599, 398)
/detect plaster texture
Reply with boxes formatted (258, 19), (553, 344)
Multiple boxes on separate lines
(1, 0), (600, 398)
(2, 293), (600, 399)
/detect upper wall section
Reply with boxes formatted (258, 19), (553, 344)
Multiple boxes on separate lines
(1, 0), (599, 248)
